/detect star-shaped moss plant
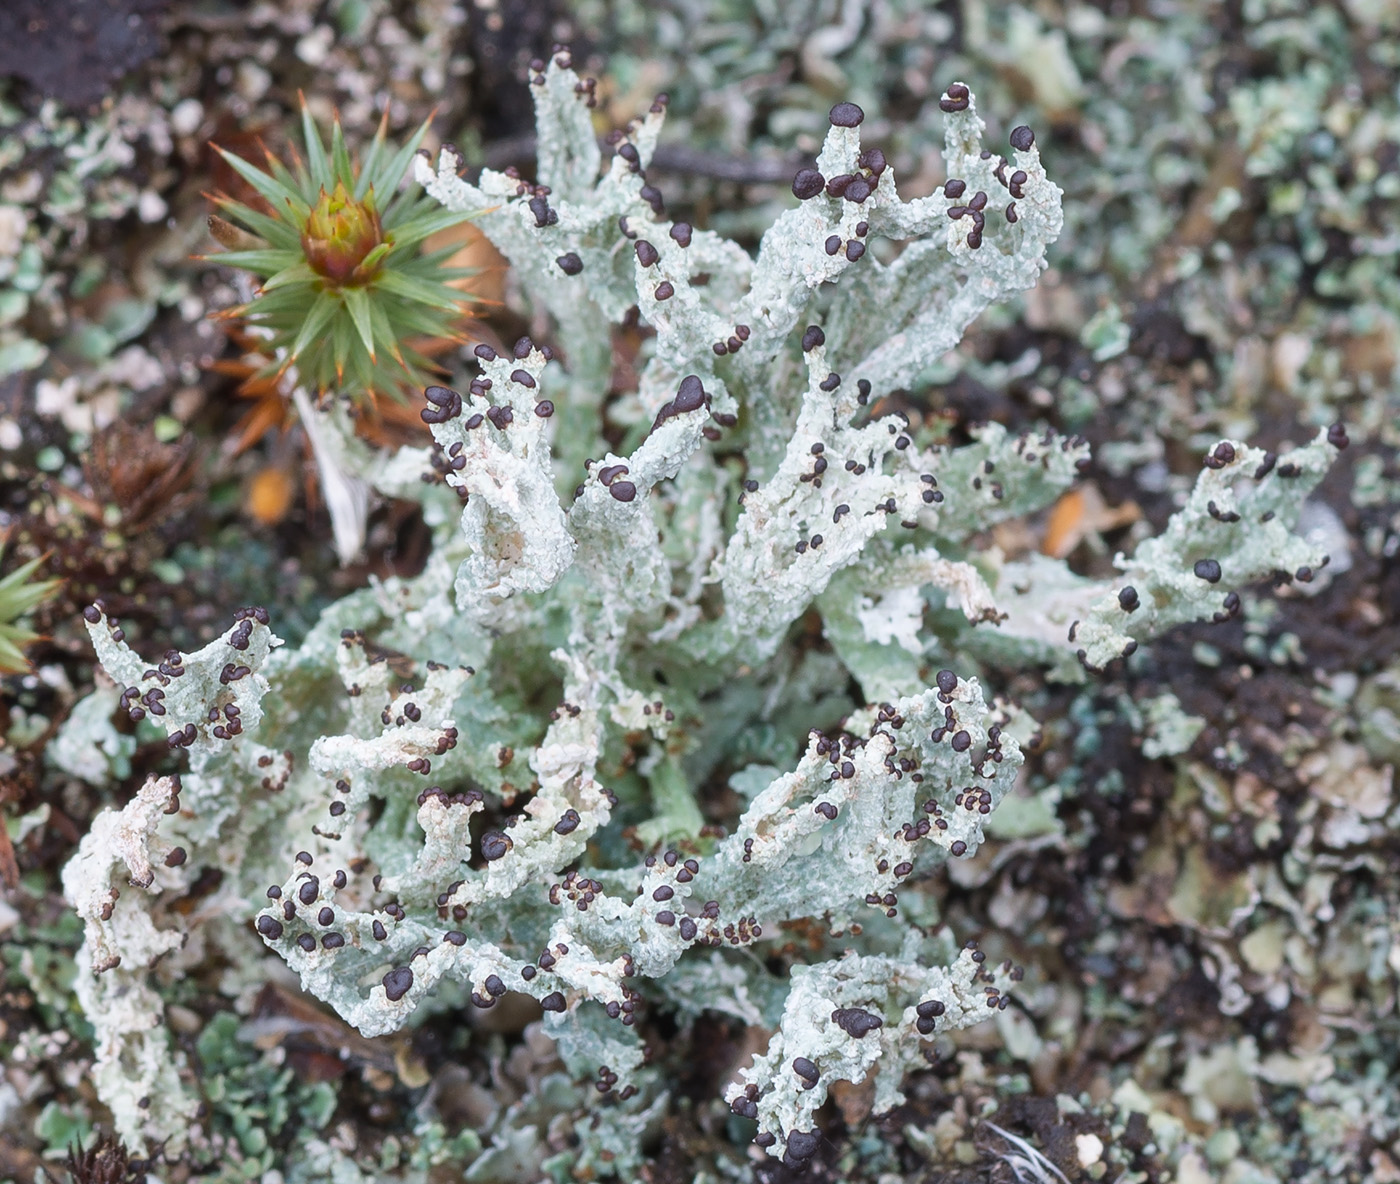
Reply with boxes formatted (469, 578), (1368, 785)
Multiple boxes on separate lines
(206, 100), (486, 402)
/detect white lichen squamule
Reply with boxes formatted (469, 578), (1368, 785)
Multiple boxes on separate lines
(60, 52), (1347, 1170)
(61, 774), (199, 1154)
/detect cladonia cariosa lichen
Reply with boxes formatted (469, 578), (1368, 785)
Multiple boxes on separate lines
(61, 55), (1345, 1167)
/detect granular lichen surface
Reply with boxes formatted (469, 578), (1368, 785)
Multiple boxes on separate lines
(0, 3), (1397, 1184)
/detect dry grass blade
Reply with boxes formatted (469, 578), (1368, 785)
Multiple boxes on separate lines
(979, 1122), (1073, 1184)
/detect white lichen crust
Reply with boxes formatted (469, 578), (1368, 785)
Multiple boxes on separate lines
(61, 775), (199, 1153)
(725, 940), (1020, 1159)
(982, 428), (1348, 672)
(1070, 429), (1342, 668)
(59, 53), (1348, 1168)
